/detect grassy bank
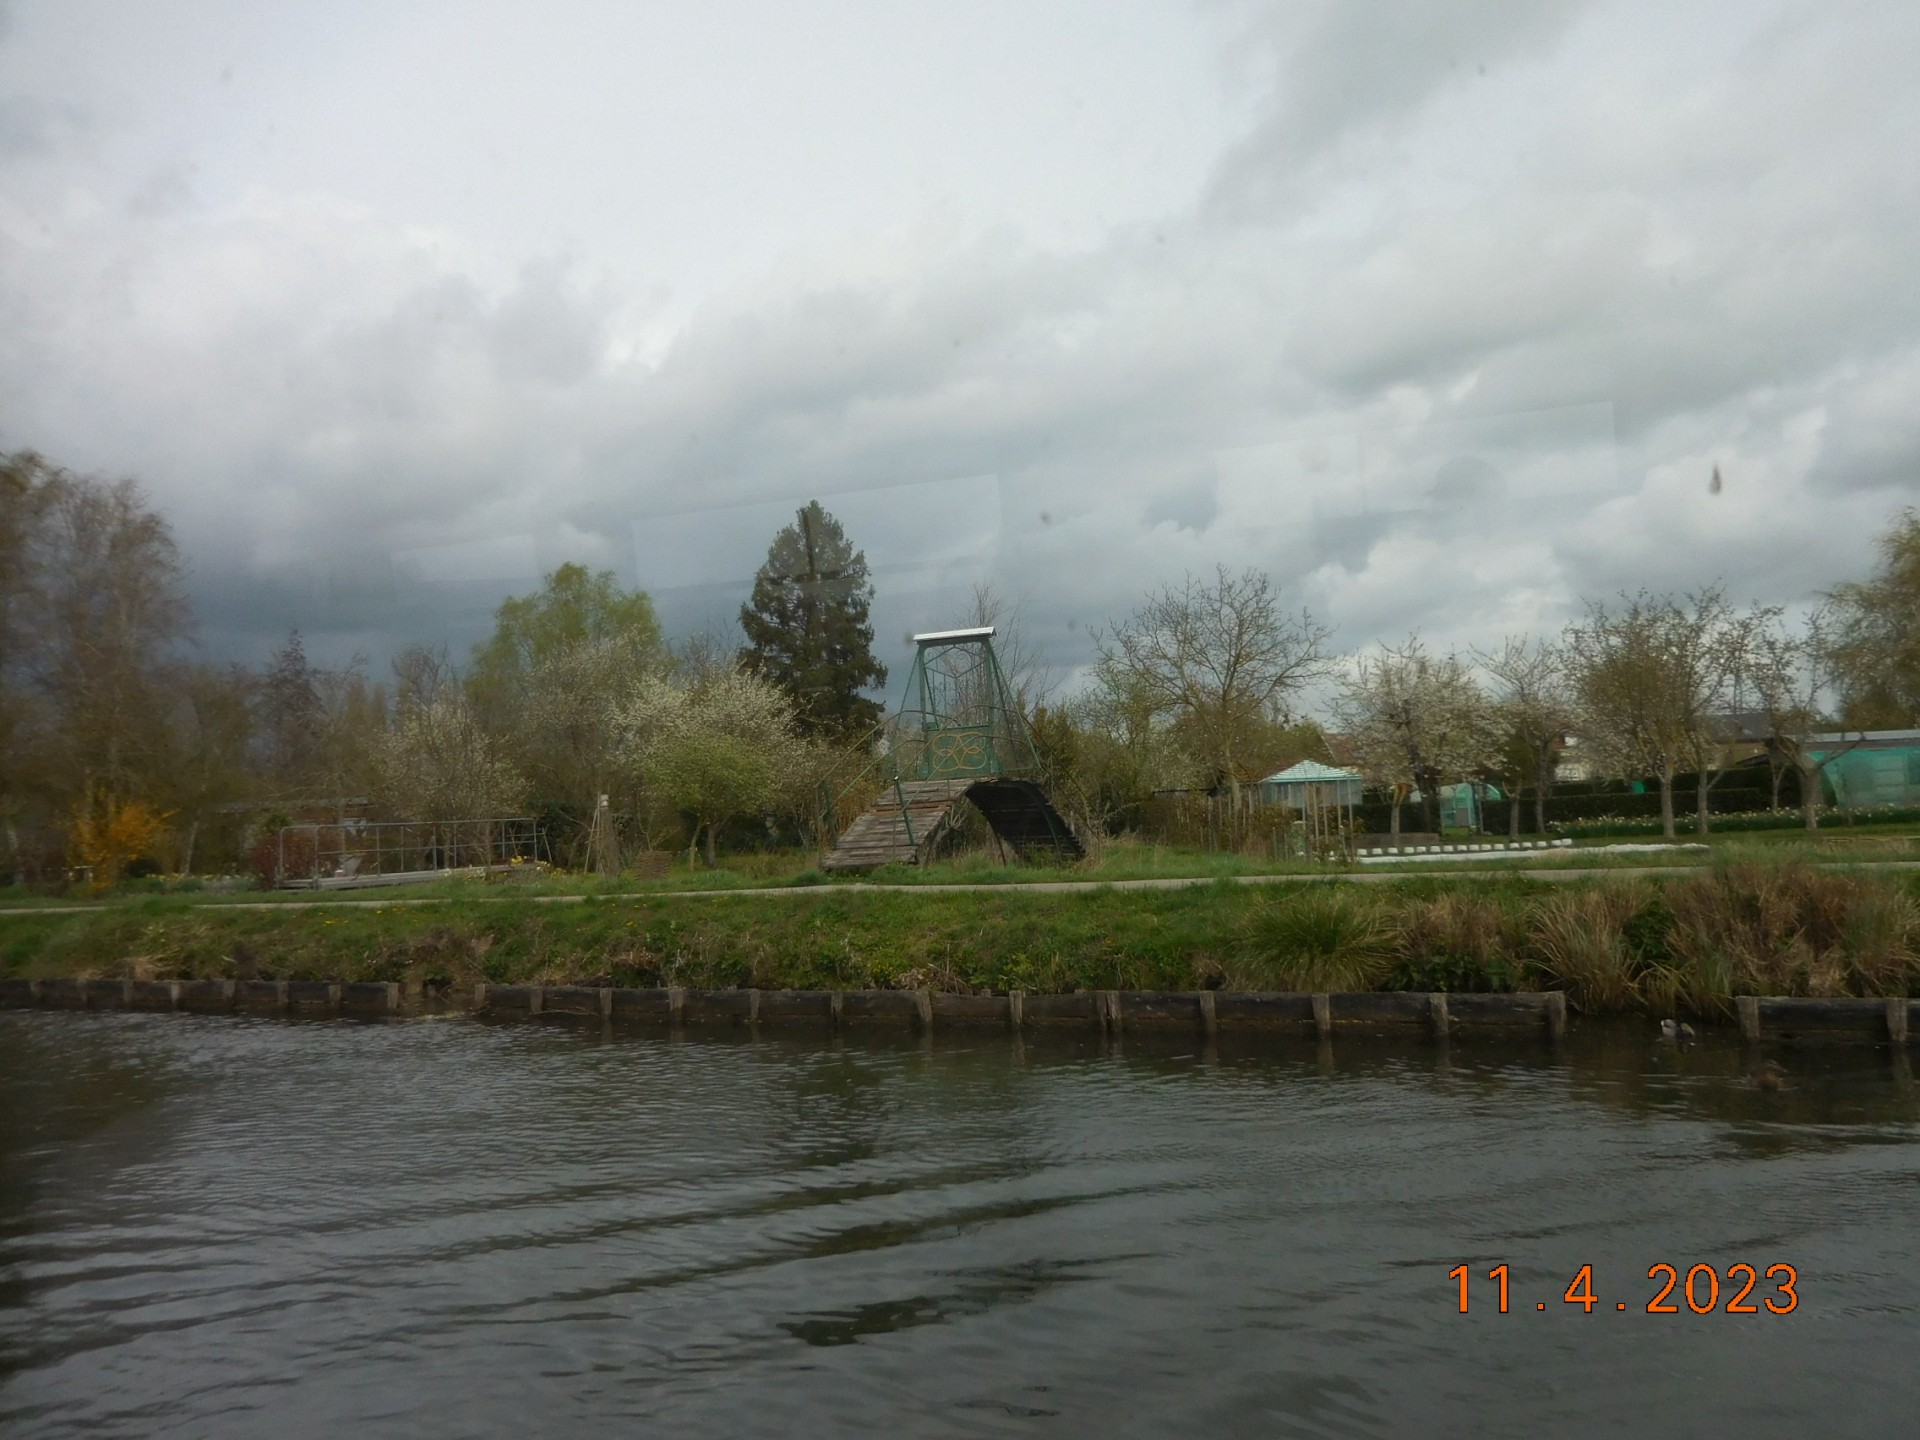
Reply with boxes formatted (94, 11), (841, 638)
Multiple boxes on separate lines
(4, 861), (1917, 1018)
(7, 827), (1915, 911)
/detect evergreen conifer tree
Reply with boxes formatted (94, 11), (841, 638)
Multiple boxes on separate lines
(738, 502), (887, 739)
(260, 630), (323, 790)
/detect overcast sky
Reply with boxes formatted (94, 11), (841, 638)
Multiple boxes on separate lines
(2, 0), (1915, 706)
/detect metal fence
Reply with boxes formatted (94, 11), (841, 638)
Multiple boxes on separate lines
(270, 817), (544, 890)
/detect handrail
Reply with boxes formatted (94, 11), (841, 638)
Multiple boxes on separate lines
(816, 721), (899, 850)
(893, 772), (917, 849)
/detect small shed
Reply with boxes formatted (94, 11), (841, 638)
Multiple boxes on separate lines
(1256, 761), (1366, 810)
(1806, 730), (1920, 808)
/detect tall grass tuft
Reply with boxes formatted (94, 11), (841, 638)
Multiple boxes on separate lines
(1840, 886), (1920, 995)
(1530, 885), (1644, 1011)
(1667, 862), (1857, 998)
(1236, 887), (1396, 991)
(1393, 891), (1530, 991)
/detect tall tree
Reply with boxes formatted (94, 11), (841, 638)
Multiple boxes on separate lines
(1749, 604), (1862, 831)
(468, 564), (665, 817)
(1476, 636), (1575, 836)
(738, 501), (888, 740)
(0, 453), (62, 869)
(165, 663), (260, 872)
(258, 630), (324, 793)
(1094, 566), (1333, 802)
(469, 563), (664, 723)
(1830, 508), (1920, 727)
(1564, 588), (1751, 838)
(26, 466), (193, 807)
(1336, 638), (1498, 836)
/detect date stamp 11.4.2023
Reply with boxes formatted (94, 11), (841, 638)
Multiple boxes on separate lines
(1450, 1264), (1799, 1315)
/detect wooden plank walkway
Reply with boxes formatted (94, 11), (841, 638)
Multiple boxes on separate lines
(821, 779), (972, 871)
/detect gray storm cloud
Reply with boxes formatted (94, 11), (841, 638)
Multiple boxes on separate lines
(0, 0), (1914, 702)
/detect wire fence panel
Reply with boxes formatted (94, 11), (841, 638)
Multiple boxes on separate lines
(270, 817), (543, 889)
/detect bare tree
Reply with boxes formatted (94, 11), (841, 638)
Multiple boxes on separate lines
(165, 663), (259, 872)
(23, 467), (193, 809)
(390, 643), (454, 712)
(0, 454), (62, 870)
(967, 579), (1050, 712)
(670, 627), (741, 688)
(1749, 605), (1864, 831)
(1828, 507), (1920, 727)
(1094, 566), (1333, 804)
(1564, 588), (1753, 838)
(1062, 668), (1204, 833)
(1336, 638), (1498, 836)
(1476, 636), (1574, 837)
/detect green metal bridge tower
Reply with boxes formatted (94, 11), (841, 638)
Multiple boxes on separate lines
(821, 626), (1084, 871)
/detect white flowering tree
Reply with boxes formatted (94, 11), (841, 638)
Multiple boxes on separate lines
(1336, 638), (1500, 836)
(620, 669), (796, 864)
(376, 689), (527, 823)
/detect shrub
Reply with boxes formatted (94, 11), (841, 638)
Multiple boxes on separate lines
(249, 829), (317, 889)
(68, 797), (173, 889)
(1237, 887), (1396, 991)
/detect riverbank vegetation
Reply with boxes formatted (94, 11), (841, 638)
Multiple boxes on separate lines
(5, 861), (1916, 1017)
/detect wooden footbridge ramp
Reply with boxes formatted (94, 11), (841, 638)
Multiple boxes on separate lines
(820, 627), (1084, 873)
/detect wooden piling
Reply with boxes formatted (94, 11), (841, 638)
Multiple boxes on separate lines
(8, 975), (1910, 1045)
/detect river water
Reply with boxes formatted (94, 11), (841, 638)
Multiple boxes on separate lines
(1, 1011), (1915, 1438)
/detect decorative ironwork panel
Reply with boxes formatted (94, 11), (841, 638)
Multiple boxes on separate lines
(924, 725), (996, 779)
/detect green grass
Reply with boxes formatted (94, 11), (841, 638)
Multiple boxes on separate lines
(6, 860), (1917, 1017)
(6, 822), (1915, 911)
